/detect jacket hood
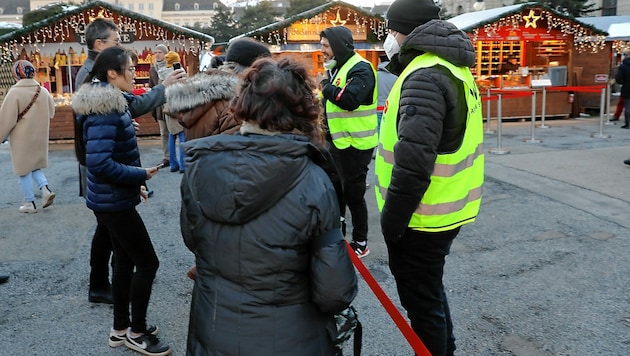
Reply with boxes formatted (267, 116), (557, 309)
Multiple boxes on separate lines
(72, 82), (128, 116)
(395, 20), (476, 70)
(165, 70), (239, 113)
(182, 133), (318, 224)
(321, 27), (355, 66)
(623, 57), (630, 66)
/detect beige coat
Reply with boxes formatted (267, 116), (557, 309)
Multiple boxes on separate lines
(0, 79), (55, 176)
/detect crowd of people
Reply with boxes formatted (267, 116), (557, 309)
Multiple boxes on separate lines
(0, 0), (485, 355)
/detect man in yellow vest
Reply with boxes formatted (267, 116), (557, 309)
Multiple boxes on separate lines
(319, 26), (378, 258)
(376, 0), (484, 354)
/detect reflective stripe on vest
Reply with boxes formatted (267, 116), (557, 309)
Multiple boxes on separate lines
(375, 53), (484, 232)
(325, 53), (378, 150)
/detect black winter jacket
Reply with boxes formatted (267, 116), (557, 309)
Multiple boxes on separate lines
(180, 128), (358, 355)
(615, 57), (630, 98)
(381, 20), (477, 241)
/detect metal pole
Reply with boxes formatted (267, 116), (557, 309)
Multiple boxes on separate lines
(591, 87), (610, 139)
(539, 86), (549, 128)
(489, 94), (509, 154)
(485, 88), (495, 133)
(525, 90), (541, 143)
(604, 83), (615, 126)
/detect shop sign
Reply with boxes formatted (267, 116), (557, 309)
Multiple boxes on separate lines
(475, 26), (565, 41)
(594, 74), (608, 83)
(288, 23), (367, 42)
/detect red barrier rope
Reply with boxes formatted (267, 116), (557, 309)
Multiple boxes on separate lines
(546, 85), (606, 93)
(480, 85), (607, 102)
(345, 241), (432, 356)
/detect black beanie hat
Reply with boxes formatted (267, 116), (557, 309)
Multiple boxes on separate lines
(386, 0), (441, 35)
(226, 38), (271, 67)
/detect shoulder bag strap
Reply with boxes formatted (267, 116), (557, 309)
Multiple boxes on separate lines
(17, 85), (41, 122)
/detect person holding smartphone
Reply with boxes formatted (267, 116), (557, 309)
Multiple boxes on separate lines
(159, 51), (186, 173)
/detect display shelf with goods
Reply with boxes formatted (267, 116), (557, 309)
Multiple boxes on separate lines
(474, 41), (525, 90)
(473, 40), (522, 77)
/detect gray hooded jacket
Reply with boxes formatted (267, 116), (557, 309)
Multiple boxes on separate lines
(180, 130), (358, 355)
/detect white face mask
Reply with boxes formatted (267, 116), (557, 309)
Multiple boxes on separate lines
(384, 33), (401, 60)
(324, 59), (337, 70)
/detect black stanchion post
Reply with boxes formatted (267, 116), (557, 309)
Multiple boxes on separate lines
(489, 94), (509, 155)
(525, 90), (541, 143)
(591, 87), (610, 139)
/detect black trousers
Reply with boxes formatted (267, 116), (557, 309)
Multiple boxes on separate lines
(329, 144), (373, 242)
(89, 223), (114, 287)
(385, 227), (460, 356)
(94, 208), (159, 333)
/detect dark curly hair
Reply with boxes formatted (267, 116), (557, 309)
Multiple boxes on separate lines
(228, 57), (324, 145)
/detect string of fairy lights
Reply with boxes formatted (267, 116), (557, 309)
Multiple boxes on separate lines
(613, 41), (630, 54)
(250, 7), (387, 46)
(0, 7), (206, 64)
(470, 9), (607, 53)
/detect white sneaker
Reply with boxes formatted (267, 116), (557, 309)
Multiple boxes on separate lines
(19, 201), (37, 213)
(41, 185), (56, 208)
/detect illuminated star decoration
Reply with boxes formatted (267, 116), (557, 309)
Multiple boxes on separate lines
(523, 10), (540, 29)
(330, 10), (347, 26)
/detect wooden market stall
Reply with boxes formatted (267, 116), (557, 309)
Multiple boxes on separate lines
(231, 1), (386, 78)
(449, 4), (609, 119)
(0, 0), (214, 140)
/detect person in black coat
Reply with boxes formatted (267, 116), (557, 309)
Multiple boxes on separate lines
(499, 55), (520, 74)
(615, 56), (630, 129)
(180, 57), (357, 355)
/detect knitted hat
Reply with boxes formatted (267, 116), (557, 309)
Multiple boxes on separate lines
(12, 59), (35, 81)
(154, 44), (168, 54)
(226, 38), (271, 68)
(165, 51), (180, 68)
(386, 0), (441, 35)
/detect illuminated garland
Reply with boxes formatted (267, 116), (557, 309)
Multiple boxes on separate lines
(237, 4), (385, 46)
(613, 41), (630, 54)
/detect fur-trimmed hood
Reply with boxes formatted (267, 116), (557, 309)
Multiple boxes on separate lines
(72, 82), (129, 116)
(166, 70), (239, 113)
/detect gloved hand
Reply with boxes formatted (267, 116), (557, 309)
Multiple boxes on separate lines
(381, 209), (407, 244)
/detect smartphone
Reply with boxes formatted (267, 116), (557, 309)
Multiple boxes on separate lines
(173, 62), (181, 70)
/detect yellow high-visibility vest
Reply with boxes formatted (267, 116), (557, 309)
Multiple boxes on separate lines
(325, 53), (378, 150)
(375, 53), (484, 232)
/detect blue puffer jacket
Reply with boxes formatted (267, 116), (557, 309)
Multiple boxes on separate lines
(72, 82), (147, 212)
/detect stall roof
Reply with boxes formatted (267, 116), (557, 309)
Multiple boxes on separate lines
(448, 2), (605, 36)
(577, 16), (630, 41)
(0, 0), (214, 44)
(231, 0), (383, 44)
